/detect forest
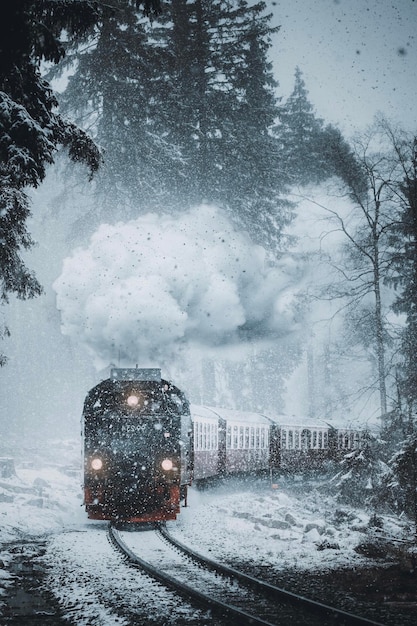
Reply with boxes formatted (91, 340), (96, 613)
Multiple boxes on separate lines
(1, 1), (417, 537)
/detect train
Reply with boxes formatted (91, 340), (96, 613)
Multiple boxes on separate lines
(83, 367), (365, 523)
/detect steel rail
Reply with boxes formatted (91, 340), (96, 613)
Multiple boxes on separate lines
(108, 523), (278, 626)
(158, 524), (386, 626)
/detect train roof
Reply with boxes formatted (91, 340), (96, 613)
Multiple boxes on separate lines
(190, 405), (365, 431)
(110, 367), (161, 381)
(190, 405), (273, 426)
(279, 414), (370, 431)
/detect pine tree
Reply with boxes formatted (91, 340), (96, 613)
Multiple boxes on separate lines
(277, 67), (366, 192)
(389, 136), (417, 412)
(277, 67), (325, 186)
(56, 1), (175, 222)
(0, 0), (104, 362)
(58, 0), (289, 248)
(220, 8), (293, 247)
(385, 434), (417, 534)
(331, 432), (387, 507)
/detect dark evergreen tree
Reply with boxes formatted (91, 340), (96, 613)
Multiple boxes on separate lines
(277, 67), (366, 193)
(0, 0), (105, 363)
(219, 9), (293, 247)
(330, 432), (387, 507)
(277, 67), (324, 186)
(384, 434), (417, 537)
(58, 0), (289, 248)
(56, 0), (183, 224)
(389, 136), (417, 413)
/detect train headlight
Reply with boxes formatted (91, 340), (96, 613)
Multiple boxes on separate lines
(91, 458), (103, 471)
(161, 458), (174, 471)
(127, 394), (139, 407)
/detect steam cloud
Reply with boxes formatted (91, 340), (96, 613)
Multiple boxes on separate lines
(53, 205), (302, 369)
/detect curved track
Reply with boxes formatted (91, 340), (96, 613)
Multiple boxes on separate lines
(109, 523), (385, 626)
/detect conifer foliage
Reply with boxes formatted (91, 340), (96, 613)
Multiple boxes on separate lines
(0, 0), (102, 308)
(277, 67), (365, 191)
(59, 0), (291, 248)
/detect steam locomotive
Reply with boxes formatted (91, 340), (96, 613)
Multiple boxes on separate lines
(82, 368), (192, 523)
(83, 368), (365, 523)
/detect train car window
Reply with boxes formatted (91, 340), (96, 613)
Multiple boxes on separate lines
(233, 425), (239, 449)
(244, 427), (250, 449)
(193, 422), (197, 451)
(339, 432), (349, 449)
(239, 426), (244, 449)
(293, 430), (299, 449)
(212, 423), (218, 450)
(301, 429), (312, 449)
(199, 422), (203, 450)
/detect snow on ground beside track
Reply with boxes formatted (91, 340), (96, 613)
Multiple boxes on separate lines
(0, 442), (411, 622)
(169, 479), (385, 572)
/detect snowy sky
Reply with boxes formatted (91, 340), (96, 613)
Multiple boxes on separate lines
(270, 0), (417, 133)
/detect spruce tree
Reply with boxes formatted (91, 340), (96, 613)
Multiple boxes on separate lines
(0, 0), (103, 363)
(390, 137), (417, 413)
(58, 0), (289, 248)
(277, 67), (366, 192)
(277, 67), (325, 186)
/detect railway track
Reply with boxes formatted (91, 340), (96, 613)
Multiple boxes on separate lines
(108, 523), (385, 626)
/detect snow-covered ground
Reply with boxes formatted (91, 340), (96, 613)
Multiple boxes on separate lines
(0, 441), (412, 624)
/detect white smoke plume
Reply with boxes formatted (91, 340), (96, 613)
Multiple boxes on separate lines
(53, 205), (304, 369)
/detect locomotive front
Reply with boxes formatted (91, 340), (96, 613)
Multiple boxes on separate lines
(82, 368), (192, 523)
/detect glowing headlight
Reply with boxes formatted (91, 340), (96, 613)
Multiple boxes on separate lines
(91, 458), (103, 471)
(161, 458), (174, 471)
(127, 394), (139, 407)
